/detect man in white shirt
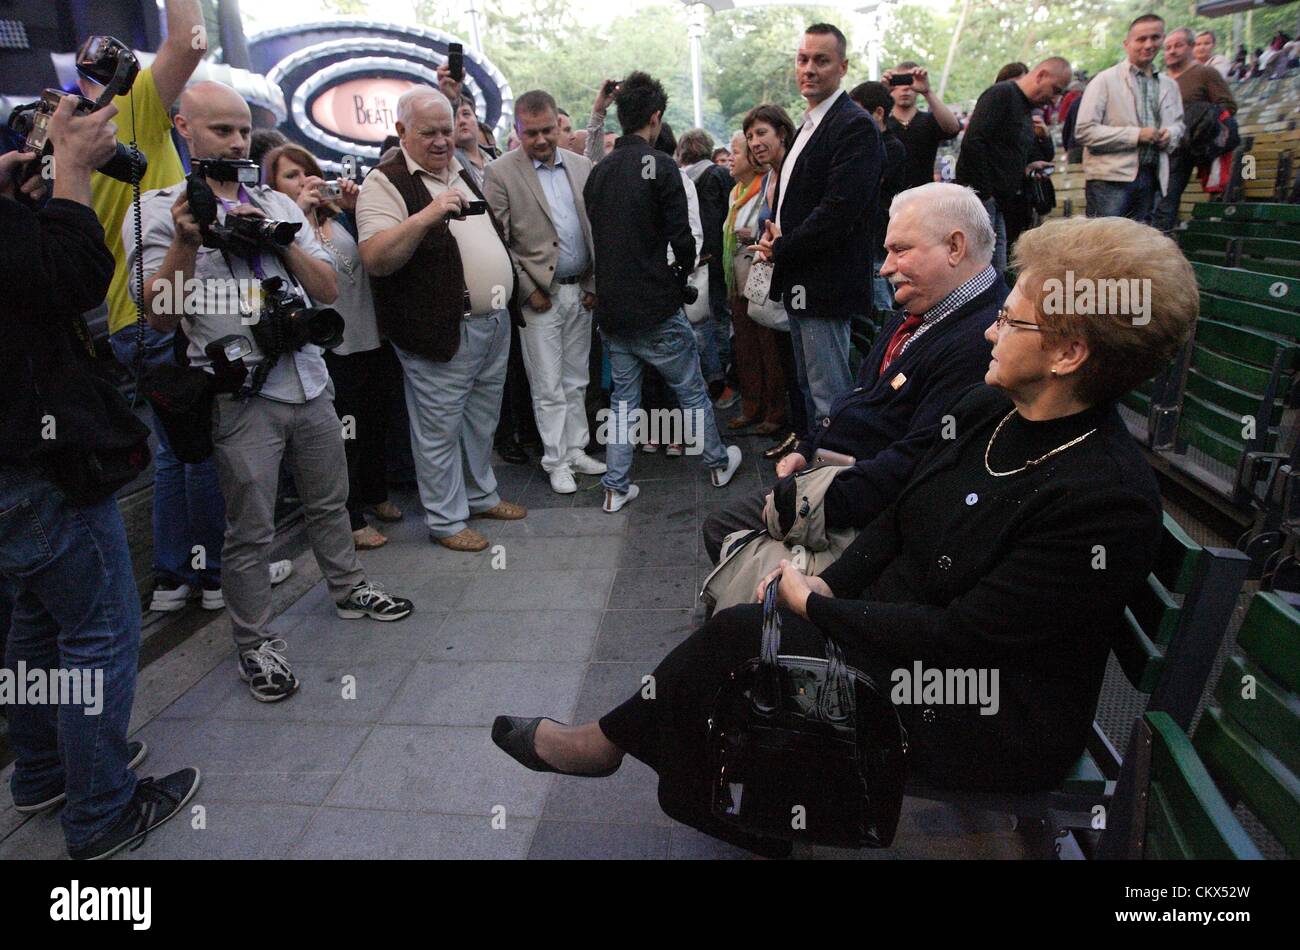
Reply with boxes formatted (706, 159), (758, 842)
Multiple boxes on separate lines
(357, 87), (528, 553)
(1194, 30), (1232, 76)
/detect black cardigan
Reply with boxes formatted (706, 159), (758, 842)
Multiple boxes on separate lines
(807, 385), (1163, 790)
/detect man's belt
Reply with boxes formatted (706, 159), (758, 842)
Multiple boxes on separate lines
(556, 274), (583, 285)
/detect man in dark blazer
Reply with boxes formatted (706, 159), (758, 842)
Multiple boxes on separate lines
(705, 182), (1005, 561)
(753, 22), (883, 424)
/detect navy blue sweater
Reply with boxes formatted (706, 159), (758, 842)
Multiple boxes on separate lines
(795, 280), (1007, 529)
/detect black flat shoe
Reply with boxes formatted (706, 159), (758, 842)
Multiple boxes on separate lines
(491, 716), (620, 778)
(495, 441), (530, 465)
(763, 432), (797, 460)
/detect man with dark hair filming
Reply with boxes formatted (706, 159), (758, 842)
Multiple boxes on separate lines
(0, 99), (200, 860)
(127, 81), (415, 704)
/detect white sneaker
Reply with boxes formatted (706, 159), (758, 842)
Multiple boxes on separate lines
(549, 468), (578, 494)
(710, 445), (743, 488)
(270, 559), (293, 585)
(148, 582), (193, 613)
(603, 484), (640, 513)
(203, 561), (294, 612)
(567, 451), (608, 476)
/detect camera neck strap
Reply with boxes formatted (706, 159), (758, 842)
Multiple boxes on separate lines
(216, 186), (267, 279)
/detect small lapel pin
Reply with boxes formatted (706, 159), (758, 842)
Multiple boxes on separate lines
(890, 373), (907, 390)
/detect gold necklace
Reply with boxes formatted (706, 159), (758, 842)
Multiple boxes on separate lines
(984, 409), (1097, 477)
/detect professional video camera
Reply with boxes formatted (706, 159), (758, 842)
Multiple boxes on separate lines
(185, 158), (304, 258)
(5, 35), (147, 185)
(242, 276), (344, 395)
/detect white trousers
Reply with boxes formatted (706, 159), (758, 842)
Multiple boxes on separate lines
(518, 282), (594, 473)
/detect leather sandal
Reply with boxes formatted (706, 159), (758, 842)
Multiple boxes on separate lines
(434, 528), (490, 552)
(352, 525), (389, 550)
(473, 500), (527, 521)
(491, 716), (620, 778)
(365, 500), (403, 522)
(752, 421), (783, 436)
(763, 432), (798, 460)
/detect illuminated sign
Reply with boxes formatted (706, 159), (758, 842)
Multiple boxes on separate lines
(309, 77), (414, 142)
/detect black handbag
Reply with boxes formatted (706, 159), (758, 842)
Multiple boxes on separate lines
(706, 582), (908, 849)
(1026, 171), (1056, 216)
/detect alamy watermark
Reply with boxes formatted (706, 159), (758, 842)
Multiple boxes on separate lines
(890, 661), (999, 716)
(594, 403), (706, 455)
(0, 662), (103, 715)
(1042, 270), (1152, 326)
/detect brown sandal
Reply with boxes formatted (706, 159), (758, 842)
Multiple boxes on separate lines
(473, 501), (528, 521)
(352, 525), (389, 550)
(434, 528), (490, 552)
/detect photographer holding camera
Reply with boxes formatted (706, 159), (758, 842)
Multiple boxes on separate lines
(127, 81), (415, 703)
(1, 98), (201, 860)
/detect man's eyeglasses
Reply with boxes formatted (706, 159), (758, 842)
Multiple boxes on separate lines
(994, 308), (1044, 332)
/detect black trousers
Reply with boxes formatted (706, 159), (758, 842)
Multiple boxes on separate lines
(325, 343), (399, 531)
(701, 485), (768, 563)
(496, 320), (539, 447)
(772, 331), (807, 437)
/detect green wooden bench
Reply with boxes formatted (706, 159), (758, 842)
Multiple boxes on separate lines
(1159, 263), (1300, 507)
(1101, 590), (1300, 859)
(906, 514), (1249, 856)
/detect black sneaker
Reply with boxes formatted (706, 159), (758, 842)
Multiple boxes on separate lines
(238, 638), (300, 702)
(336, 580), (414, 621)
(67, 767), (201, 861)
(14, 741), (149, 814)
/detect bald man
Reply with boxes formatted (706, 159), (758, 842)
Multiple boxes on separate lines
(124, 80), (416, 704)
(955, 56), (1072, 274)
(357, 86), (527, 553)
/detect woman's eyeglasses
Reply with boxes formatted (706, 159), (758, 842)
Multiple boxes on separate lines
(994, 308), (1044, 332)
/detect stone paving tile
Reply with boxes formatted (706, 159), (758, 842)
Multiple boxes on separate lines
(608, 566), (698, 610)
(291, 808), (534, 860)
(425, 609), (602, 663)
(324, 724), (553, 818)
(486, 507), (628, 538)
(381, 660), (586, 726)
(593, 609), (696, 663)
(527, 819), (670, 860)
(460, 569), (615, 611)
(279, 610), (452, 663)
(119, 802), (318, 860)
(129, 718), (371, 806)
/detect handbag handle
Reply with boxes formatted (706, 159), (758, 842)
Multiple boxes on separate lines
(757, 580), (855, 722)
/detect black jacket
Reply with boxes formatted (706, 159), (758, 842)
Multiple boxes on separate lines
(955, 80), (1035, 208)
(795, 279), (1007, 529)
(874, 130), (907, 257)
(770, 92), (882, 317)
(2, 196), (115, 464)
(808, 384), (1162, 789)
(584, 135), (695, 336)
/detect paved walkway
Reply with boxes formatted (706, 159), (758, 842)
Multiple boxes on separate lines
(0, 427), (1032, 859)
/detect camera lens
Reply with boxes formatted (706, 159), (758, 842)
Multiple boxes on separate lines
(302, 307), (344, 350)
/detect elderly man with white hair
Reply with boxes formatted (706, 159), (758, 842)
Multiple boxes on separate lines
(702, 182), (1006, 561)
(358, 86), (528, 553)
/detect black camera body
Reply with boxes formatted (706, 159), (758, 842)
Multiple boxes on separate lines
(5, 36), (146, 186)
(251, 276), (344, 356)
(672, 261), (699, 306)
(186, 159), (302, 258)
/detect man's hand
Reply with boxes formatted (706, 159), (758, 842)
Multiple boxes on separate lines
(417, 189), (466, 227)
(526, 288), (551, 312)
(1155, 127), (1172, 149)
(756, 559), (832, 619)
(910, 67), (932, 95)
(581, 291), (597, 310)
(1137, 126), (1160, 145)
(171, 192), (203, 248)
(751, 218), (780, 263)
(775, 451), (807, 479)
(0, 151), (42, 201)
(593, 80), (618, 115)
(46, 97), (119, 175)
(436, 63), (462, 103)
(1032, 115), (1048, 138)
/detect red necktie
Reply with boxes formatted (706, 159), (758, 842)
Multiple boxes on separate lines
(879, 314), (924, 377)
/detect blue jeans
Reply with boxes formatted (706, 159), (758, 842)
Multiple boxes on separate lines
(690, 317), (724, 384)
(1153, 150), (1193, 233)
(982, 196), (1009, 275)
(786, 307), (853, 424)
(600, 311), (730, 494)
(0, 465), (141, 849)
(1085, 166), (1159, 224)
(109, 325), (225, 587)
(872, 254), (895, 315)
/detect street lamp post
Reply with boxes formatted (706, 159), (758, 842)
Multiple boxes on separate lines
(687, 3), (706, 128)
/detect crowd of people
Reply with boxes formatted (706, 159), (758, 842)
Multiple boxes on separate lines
(0, 4), (1237, 858)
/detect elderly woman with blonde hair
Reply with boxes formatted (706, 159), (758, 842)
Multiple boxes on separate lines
(493, 216), (1197, 856)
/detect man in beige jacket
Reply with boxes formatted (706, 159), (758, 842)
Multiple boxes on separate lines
(1075, 13), (1184, 223)
(482, 90), (605, 494)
